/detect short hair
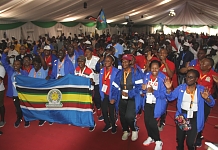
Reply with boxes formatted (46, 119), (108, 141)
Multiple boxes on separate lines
(77, 55), (86, 62)
(32, 56), (41, 64)
(198, 48), (207, 54)
(149, 60), (161, 68)
(206, 58), (214, 67)
(106, 54), (115, 62)
(187, 69), (200, 78)
(23, 55), (32, 61)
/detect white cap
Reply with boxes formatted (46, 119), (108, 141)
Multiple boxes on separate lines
(212, 45), (218, 50)
(44, 45), (51, 50)
(83, 40), (91, 45)
(138, 39), (144, 44)
(166, 39), (171, 43)
(78, 37), (83, 39)
(183, 42), (190, 47)
(106, 44), (112, 49)
(135, 32), (138, 34)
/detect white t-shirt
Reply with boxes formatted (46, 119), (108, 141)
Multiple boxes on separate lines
(85, 55), (100, 85)
(0, 65), (6, 91)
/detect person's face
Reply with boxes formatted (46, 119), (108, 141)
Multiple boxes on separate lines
(150, 63), (160, 76)
(104, 57), (113, 68)
(77, 59), (85, 68)
(73, 42), (78, 48)
(193, 43), (199, 51)
(122, 59), (131, 69)
(33, 61), (41, 71)
(52, 50), (57, 56)
(210, 49), (217, 55)
(185, 72), (198, 86)
(20, 47), (26, 55)
(67, 47), (75, 56)
(44, 50), (50, 56)
(23, 57), (31, 66)
(197, 50), (206, 60)
(13, 60), (22, 72)
(200, 59), (211, 71)
(58, 50), (65, 60)
(85, 50), (92, 58)
(183, 45), (189, 51)
(138, 42), (142, 47)
(158, 49), (168, 61)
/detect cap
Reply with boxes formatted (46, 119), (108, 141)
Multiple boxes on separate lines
(44, 45), (51, 50)
(135, 32), (138, 34)
(212, 45), (218, 50)
(166, 39), (171, 43)
(85, 46), (93, 52)
(106, 44), (112, 49)
(183, 42), (190, 47)
(83, 40), (91, 45)
(138, 39), (144, 44)
(77, 55), (86, 62)
(122, 54), (132, 61)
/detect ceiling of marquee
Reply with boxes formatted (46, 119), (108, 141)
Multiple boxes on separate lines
(0, 0), (218, 25)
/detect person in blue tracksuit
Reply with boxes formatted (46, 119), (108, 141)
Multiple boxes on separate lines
(66, 45), (79, 69)
(142, 60), (167, 150)
(47, 49), (74, 80)
(1, 48), (29, 128)
(164, 69), (215, 150)
(99, 54), (119, 134)
(111, 54), (143, 142)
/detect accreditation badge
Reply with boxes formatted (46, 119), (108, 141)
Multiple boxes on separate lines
(205, 77), (210, 82)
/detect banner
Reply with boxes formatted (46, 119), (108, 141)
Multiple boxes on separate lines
(15, 74), (94, 127)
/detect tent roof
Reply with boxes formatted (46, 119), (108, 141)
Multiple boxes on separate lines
(1, 0), (218, 25)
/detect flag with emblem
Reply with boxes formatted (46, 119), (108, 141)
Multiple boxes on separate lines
(15, 74), (94, 127)
(96, 9), (108, 30)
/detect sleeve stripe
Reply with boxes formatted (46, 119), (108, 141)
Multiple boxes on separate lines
(135, 79), (143, 84)
(112, 82), (119, 89)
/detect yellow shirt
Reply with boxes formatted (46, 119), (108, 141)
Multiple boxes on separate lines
(14, 44), (21, 53)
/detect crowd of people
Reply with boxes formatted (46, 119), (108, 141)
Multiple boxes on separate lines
(0, 30), (218, 150)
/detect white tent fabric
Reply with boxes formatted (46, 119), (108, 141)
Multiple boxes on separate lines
(1, 0), (218, 25)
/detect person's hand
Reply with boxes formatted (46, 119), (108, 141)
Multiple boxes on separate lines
(142, 84), (147, 90)
(212, 75), (218, 84)
(185, 62), (190, 68)
(147, 86), (154, 93)
(147, 51), (154, 61)
(122, 91), (128, 97)
(161, 58), (166, 65)
(38, 48), (44, 56)
(57, 76), (63, 79)
(201, 87), (210, 102)
(45, 76), (50, 80)
(110, 99), (115, 104)
(4, 48), (9, 53)
(140, 93), (145, 97)
(164, 77), (172, 89)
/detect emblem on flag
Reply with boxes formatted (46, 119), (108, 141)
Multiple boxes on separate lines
(46, 89), (63, 108)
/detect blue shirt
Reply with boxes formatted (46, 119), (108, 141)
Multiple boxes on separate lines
(114, 43), (124, 58)
(28, 67), (48, 79)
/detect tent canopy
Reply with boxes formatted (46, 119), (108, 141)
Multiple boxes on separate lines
(0, 0), (218, 25)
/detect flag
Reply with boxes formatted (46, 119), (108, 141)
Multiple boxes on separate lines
(85, 16), (97, 22)
(96, 9), (108, 30)
(15, 74), (94, 127)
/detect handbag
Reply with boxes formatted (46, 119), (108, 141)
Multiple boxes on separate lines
(175, 115), (191, 131)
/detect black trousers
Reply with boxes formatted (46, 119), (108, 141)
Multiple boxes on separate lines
(196, 102), (211, 139)
(93, 85), (101, 109)
(160, 103), (168, 126)
(13, 96), (23, 119)
(144, 103), (161, 141)
(101, 94), (115, 127)
(176, 111), (197, 150)
(119, 98), (138, 132)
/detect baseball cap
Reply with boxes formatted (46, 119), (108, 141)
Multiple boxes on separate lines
(83, 40), (91, 45)
(183, 42), (190, 47)
(44, 45), (51, 50)
(122, 54), (132, 61)
(138, 39), (144, 44)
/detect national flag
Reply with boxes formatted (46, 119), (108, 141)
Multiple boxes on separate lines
(85, 16), (97, 22)
(15, 74), (94, 127)
(96, 9), (108, 30)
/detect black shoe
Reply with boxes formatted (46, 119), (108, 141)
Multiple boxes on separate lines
(102, 125), (112, 132)
(38, 120), (46, 126)
(0, 131), (2, 135)
(14, 119), (22, 128)
(24, 121), (30, 128)
(195, 138), (202, 147)
(89, 123), (96, 132)
(111, 126), (117, 134)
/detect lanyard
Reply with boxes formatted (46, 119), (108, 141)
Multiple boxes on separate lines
(123, 68), (131, 90)
(58, 57), (65, 71)
(79, 66), (86, 76)
(186, 86), (196, 109)
(104, 67), (111, 84)
(182, 52), (186, 60)
(200, 73), (207, 80)
(23, 66), (32, 73)
(45, 55), (51, 64)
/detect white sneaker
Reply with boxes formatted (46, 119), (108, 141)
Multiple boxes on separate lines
(122, 131), (130, 140)
(131, 131), (138, 141)
(154, 141), (163, 150)
(143, 137), (154, 146)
